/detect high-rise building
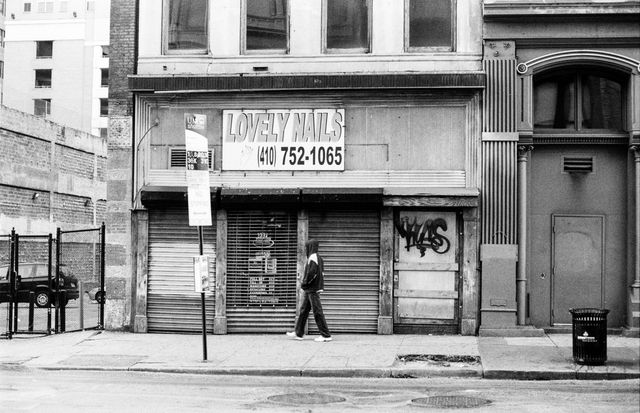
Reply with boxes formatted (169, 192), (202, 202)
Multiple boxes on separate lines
(3, 0), (109, 137)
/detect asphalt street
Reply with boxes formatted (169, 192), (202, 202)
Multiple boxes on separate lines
(1, 369), (638, 412)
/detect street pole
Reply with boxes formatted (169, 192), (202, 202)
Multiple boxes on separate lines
(199, 225), (208, 361)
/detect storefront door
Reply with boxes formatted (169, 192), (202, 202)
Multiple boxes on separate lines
(394, 210), (459, 333)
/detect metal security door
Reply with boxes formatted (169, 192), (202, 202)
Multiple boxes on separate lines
(551, 215), (604, 325)
(226, 210), (297, 332)
(308, 210), (380, 333)
(147, 209), (215, 333)
(394, 211), (459, 334)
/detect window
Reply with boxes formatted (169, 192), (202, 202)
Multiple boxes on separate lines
(101, 45), (109, 58)
(325, 0), (370, 53)
(0, 0), (5, 16)
(0, 61), (4, 79)
(534, 69), (625, 131)
(24, 2), (31, 12)
(34, 99), (51, 116)
(86, 1), (94, 11)
(99, 128), (108, 139)
(405, 0), (455, 51)
(36, 41), (53, 58)
(37, 1), (53, 13)
(99, 98), (108, 116)
(35, 69), (52, 87)
(100, 68), (109, 87)
(0, 29), (5, 48)
(164, 0), (208, 53)
(59, 1), (67, 12)
(244, 0), (288, 53)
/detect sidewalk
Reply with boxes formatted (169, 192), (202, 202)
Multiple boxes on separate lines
(0, 331), (638, 380)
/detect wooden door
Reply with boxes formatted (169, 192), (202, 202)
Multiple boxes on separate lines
(394, 211), (459, 333)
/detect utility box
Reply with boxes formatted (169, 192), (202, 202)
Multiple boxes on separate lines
(480, 244), (517, 328)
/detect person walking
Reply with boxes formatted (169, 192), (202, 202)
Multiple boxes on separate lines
(286, 239), (332, 342)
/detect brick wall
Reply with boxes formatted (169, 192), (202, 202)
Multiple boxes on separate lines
(0, 105), (107, 235)
(105, 0), (137, 330)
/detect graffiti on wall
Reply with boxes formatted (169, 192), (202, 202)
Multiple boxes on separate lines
(396, 216), (451, 257)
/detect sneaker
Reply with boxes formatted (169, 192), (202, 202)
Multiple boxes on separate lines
(314, 336), (333, 342)
(286, 331), (303, 340)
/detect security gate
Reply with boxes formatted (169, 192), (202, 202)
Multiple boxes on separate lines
(226, 210), (297, 332)
(147, 209), (215, 333)
(308, 210), (380, 333)
(1, 225), (105, 339)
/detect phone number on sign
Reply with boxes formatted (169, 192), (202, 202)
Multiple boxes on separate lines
(257, 145), (344, 168)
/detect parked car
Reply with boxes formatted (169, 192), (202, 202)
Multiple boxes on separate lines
(86, 287), (105, 304)
(0, 263), (79, 307)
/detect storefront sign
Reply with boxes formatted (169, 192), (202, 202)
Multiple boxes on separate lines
(185, 113), (212, 226)
(222, 109), (345, 171)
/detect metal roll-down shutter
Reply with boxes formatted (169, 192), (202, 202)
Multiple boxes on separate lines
(147, 208), (216, 333)
(226, 210), (298, 332)
(308, 210), (380, 333)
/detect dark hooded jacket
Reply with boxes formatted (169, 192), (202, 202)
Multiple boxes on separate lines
(301, 239), (324, 292)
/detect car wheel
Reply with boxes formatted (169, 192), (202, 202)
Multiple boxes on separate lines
(35, 290), (50, 308)
(95, 291), (105, 304)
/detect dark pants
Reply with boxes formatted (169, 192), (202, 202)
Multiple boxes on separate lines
(295, 291), (331, 338)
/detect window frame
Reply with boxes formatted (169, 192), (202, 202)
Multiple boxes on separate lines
(533, 67), (628, 134)
(241, 0), (290, 55)
(34, 69), (52, 88)
(322, 0), (371, 54)
(36, 40), (53, 59)
(99, 98), (108, 117)
(162, 0), (209, 55)
(34, 98), (51, 116)
(100, 68), (109, 87)
(404, 0), (456, 53)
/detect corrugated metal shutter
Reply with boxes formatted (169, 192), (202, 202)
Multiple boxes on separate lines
(227, 210), (297, 332)
(147, 208), (216, 333)
(308, 210), (380, 333)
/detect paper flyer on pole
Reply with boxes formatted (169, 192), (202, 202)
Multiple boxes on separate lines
(185, 113), (212, 227)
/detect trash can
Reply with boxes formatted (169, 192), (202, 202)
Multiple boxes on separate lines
(569, 308), (609, 365)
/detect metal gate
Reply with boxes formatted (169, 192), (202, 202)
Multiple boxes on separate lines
(308, 210), (380, 333)
(1, 225), (105, 339)
(147, 209), (215, 333)
(226, 210), (297, 333)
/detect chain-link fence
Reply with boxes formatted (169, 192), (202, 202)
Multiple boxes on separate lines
(1, 224), (105, 338)
(57, 225), (105, 332)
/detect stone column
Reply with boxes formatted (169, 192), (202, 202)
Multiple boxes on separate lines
(517, 145), (533, 325)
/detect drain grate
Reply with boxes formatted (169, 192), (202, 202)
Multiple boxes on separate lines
(267, 393), (346, 405)
(411, 395), (491, 409)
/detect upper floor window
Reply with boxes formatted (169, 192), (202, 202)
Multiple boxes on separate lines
(244, 0), (288, 54)
(100, 68), (109, 87)
(59, 1), (67, 12)
(101, 45), (109, 58)
(24, 2), (31, 12)
(34, 98), (51, 116)
(0, 61), (4, 79)
(0, 0), (6, 16)
(99, 98), (108, 116)
(405, 0), (455, 52)
(37, 1), (53, 13)
(534, 69), (625, 131)
(35, 69), (52, 87)
(36, 41), (53, 58)
(164, 0), (208, 54)
(0, 29), (5, 48)
(324, 0), (370, 53)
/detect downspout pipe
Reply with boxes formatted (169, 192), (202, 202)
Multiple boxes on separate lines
(517, 145), (533, 325)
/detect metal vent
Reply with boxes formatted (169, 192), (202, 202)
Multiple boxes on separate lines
(563, 156), (593, 173)
(169, 148), (213, 169)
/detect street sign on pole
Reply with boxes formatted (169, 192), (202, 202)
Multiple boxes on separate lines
(184, 113), (211, 361)
(194, 255), (210, 293)
(185, 113), (212, 227)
